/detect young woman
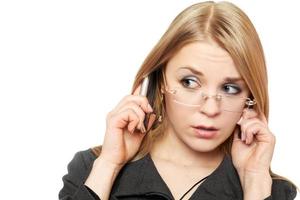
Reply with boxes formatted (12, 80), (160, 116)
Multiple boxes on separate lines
(59, 1), (297, 199)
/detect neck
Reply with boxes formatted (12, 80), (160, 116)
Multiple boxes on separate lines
(150, 127), (225, 169)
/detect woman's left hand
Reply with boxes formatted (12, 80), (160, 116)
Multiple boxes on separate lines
(231, 108), (276, 176)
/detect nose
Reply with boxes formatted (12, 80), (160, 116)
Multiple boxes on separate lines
(199, 97), (221, 117)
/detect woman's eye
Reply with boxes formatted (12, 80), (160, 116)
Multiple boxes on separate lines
(180, 77), (200, 88)
(222, 84), (241, 95)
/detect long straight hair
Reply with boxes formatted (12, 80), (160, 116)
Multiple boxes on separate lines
(92, 1), (296, 189)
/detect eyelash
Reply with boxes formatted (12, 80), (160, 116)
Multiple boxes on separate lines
(179, 77), (242, 95)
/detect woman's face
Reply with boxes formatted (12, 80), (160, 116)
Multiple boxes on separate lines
(163, 40), (250, 152)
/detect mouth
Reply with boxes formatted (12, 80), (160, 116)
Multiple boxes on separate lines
(192, 125), (219, 131)
(192, 125), (219, 139)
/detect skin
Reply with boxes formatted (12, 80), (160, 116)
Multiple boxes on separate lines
(151, 40), (250, 167)
(150, 40), (275, 199)
(85, 40), (275, 200)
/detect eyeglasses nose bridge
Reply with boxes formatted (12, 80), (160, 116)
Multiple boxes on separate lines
(201, 93), (223, 101)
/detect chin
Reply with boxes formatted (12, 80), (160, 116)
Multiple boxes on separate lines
(187, 140), (222, 153)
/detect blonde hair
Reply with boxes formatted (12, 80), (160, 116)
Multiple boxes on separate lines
(92, 1), (296, 189)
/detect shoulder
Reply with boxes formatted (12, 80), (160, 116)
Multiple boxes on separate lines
(271, 179), (297, 199)
(65, 148), (97, 183)
(59, 148), (98, 199)
(71, 148), (97, 167)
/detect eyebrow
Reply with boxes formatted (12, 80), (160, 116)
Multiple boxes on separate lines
(177, 66), (244, 83)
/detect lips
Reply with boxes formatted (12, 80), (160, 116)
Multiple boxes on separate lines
(192, 125), (219, 131)
(192, 125), (219, 139)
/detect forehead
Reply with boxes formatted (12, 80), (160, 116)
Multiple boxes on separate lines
(165, 41), (240, 78)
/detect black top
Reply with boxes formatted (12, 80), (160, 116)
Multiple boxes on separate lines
(59, 148), (297, 200)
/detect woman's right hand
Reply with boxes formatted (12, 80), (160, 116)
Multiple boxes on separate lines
(99, 84), (155, 168)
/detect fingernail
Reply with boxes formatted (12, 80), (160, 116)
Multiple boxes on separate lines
(140, 123), (146, 133)
(147, 104), (153, 112)
(241, 132), (245, 141)
(131, 127), (135, 134)
(237, 117), (243, 125)
(146, 113), (156, 131)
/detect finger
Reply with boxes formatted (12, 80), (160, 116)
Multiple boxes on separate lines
(242, 108), (259, 120)
(237, 109), (258, 125)
(245, 126), (260, 145)
(126, 110), (141, 134)
(240, 118), (263, 135)
(111, 108), (140, 133)
(244, 122), (272, 144)
(117, 103), (147, 132)
(237, 115), (243, 125)
(241, 130), (246, 142)
(258, 112), (268, 125)
(245, 129), (255, 145)
(240, 118), (261, 142)
(146, 113), (157, 131)
(250, 125), (274, 144)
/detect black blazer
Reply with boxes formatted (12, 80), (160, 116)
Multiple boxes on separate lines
(59, 149), (297, 200)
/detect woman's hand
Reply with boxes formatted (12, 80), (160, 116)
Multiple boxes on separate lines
(231, 108), (275, 198)
(99, 84), (156, 168)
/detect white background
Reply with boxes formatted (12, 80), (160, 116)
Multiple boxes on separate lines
(0, 0), (299, 199)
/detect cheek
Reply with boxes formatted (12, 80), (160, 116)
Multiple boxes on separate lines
(164, 96), (191, 128)
(219, 112), (242, 137)
(166, 99), (189, 125)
